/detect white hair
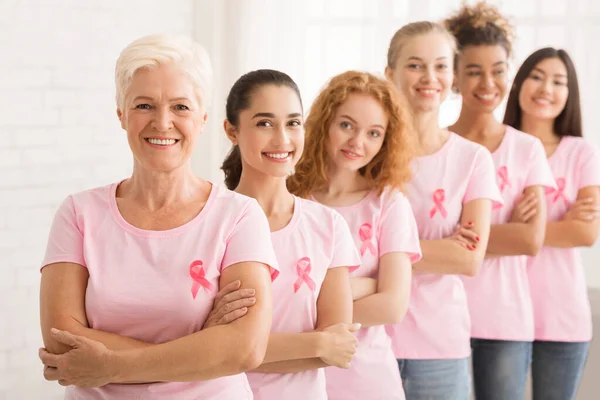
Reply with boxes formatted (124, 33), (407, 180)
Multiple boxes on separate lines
(115, 34), (213, 110)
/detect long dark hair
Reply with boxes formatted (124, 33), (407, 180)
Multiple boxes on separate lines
(503, 47), (582, 137)
(221, 69), (302, 190)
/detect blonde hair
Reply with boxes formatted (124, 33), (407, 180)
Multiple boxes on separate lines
(115, 34), (213, 110)
(287, 71), (415, 198)
(387, 21), (457, 69)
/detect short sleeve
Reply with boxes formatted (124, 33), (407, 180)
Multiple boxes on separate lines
(463, 147), (504, 208)
(329, 211), (361, 272)
(378, 191), (422, 263)
(578, 142), (600, 189)
(41, 196), (86, 270)
(525, 138), (557, 189)
(221, 199), (279, 280)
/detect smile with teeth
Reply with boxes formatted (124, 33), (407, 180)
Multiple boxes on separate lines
(533, 97), (552, 106)
(146, 138), (178, 146)
(417, 89), (439, 95)
(342, 149), (362, 158)
(475, 93), (497, 101)
(263, 151), (292, 160)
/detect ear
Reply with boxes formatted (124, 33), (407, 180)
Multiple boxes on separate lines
(199, 112), (209, 133)
(116, 108), (125, 129)
(384, 66), (393, 82)
(224, 120), (238, 145)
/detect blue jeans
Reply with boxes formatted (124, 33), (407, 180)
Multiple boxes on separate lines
(470, 339), (531, 400)
(531, 340), (590, 400)
(396, 358), (470, 400)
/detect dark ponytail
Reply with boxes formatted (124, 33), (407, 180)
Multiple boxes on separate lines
(220, 69), (302, 190)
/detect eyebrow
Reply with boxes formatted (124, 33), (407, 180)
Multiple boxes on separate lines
(340, 114), (385, 130)
(532, 67), (567, 78)
(465, 61), (507, 68)
(251, 112), (302, 119)
(407, 56), (448, 61)
(132, 96), (192, 102)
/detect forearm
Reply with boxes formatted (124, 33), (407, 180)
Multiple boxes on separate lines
(262, 332), (323, 364)
(253, 358), (327, 373)
(46, 320), (152, 355)
(545, 220), (598, 247)
(352, 292), (407, 327)
(487, 223), (542, 256)
(113, 323), (263, 383)
(350, 277), (377, 300)
(413, 239), (481, 276)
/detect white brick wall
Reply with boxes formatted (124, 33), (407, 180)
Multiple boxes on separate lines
(0, 1), (195, 398)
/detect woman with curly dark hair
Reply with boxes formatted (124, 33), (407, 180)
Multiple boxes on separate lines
(444, 2), (557, 399)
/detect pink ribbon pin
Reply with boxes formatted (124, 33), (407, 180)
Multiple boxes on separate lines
(497, 166), (512, 192)
(359, 223), (377, 256)
(189, 260), (212, 299)
(546, 177), (568, 207)
(293, 257), (316, 293)
(429, 189), (448, 219)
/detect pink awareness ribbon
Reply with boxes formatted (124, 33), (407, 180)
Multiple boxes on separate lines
(546, 177), (568, 207)
(293, 257), (316, 293)
(497, 166), (512, 192)
(189, 260), (212, 299)
(359, 223), (377, 256)
(429, 189), (448, 219)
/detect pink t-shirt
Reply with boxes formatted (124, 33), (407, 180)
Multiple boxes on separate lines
(463, 126), (556, 341)
(42, 182), (279, 400)
(322, 189), (422, 400)
(246, 196), (360, 400)
(528, 136), (600, 342)
(388, 132), (503, 359)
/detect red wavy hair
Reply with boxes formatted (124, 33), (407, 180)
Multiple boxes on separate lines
(287, 70), (415, 198)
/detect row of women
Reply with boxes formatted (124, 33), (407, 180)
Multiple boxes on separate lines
(38, 2), (599, 400)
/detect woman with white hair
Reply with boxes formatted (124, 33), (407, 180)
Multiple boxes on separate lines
(38, 34), (278, 399)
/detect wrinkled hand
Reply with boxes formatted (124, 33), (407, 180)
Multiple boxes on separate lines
(510, 192), (538, 223)
(564, 197), (600, 222)
(203, 280), (256, 329)
(448, 221), (479, 250)
(39, 328), (116, 388)
(319, 323), (361, 369)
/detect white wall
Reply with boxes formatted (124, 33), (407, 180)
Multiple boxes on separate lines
(1, 0), (599, 398)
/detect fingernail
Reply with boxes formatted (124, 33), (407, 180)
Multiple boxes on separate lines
(468, 221), (473, 226)
(248, 289), (255, 295)
(234, 280), (241, 285)
(476, 236), (480, 242)
(51, 328), (59, 334)
(249, 298), (256, 303)
(240, 307), (248, 312)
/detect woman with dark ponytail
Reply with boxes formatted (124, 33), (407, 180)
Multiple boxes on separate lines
(505, 48), (600, 400)
(207, 69), (361, 400)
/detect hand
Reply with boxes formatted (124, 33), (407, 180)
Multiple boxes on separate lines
(39, 328), (117, 388)
(563, 197), (600, 222)
(318, 323), (360, 369)
(203, 280), (256, 329)
(510, 192), (538, 223)
(448, 221), (479, 250)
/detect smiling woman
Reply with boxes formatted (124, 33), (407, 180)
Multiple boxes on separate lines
(38, 34), (278, 400)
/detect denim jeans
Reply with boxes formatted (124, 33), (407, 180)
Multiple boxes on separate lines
(470, 338), (532, 400)
(531, 340), (590, 400)
(397, 358), (470, 400)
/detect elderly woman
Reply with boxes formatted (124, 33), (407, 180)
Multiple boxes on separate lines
(38, 34), (278, 399)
